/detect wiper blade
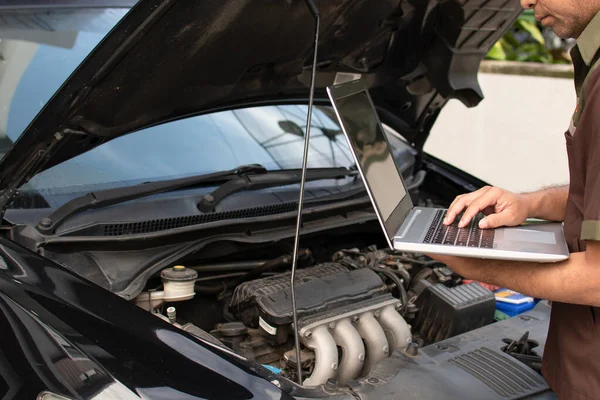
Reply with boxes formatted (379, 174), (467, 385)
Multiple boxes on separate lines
(37, 164), (268, 234)
(197, 166), (356, 212)
(37, 164), (356, 234)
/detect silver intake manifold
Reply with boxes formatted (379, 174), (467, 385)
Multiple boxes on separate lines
(299, 298), (411, 387)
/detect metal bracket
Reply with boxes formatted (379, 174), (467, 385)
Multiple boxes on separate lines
(0, 128), (73, 220)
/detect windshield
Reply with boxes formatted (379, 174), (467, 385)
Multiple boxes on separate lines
(24, 104), (356, 193)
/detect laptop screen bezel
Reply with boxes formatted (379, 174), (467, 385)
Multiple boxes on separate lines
(326, 79), (414, 248)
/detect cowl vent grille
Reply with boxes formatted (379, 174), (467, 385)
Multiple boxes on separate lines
(103, 202), (299, 236)
(448, 347), (548, 399)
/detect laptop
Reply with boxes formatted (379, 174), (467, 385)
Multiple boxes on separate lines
(326, 79), (569, 262)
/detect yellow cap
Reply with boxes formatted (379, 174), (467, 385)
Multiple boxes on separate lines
(172, 265), (186, 270)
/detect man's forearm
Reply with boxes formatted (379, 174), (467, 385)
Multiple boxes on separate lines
(522, 185), (569, 222)
(448, 248), (600, 307)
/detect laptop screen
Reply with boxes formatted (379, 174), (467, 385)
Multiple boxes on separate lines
(334, 90), (407, 221)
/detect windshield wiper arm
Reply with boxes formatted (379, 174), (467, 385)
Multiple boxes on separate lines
(37, 165), (356, 235)
(196, 166), (356, 212)
(37, 164), (268, 234)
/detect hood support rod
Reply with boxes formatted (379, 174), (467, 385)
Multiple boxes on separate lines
(290, 0), (320, 385)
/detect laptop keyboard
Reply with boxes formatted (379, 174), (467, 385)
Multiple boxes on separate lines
(423, 209), (494, 248)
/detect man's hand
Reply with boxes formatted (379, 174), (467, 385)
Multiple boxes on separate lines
(444, 186), (531, 229)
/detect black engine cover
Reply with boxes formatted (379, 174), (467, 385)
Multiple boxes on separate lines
(229, 264), (388, 329)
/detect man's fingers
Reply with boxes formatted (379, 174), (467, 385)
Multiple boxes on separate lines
(479, 211), (510, 229)
(448, 193), (466, 212)
(445, 187), (493, 225)
(479, 209), (517, 229)
(458, 189), (500, 227)
(444, 199), (466, 225)
(445, 195), (467, 224)
(479, 213), (498, 229)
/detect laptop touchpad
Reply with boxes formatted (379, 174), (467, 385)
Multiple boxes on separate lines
(503, 228), (557, 244)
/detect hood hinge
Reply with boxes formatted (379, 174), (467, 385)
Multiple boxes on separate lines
(0, 128), (85, 222)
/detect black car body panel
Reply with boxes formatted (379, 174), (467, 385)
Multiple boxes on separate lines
(0, 237), (292, 399)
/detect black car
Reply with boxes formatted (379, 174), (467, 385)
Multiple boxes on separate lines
(0, 1), (555, 399)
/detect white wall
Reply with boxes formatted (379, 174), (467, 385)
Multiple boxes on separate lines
(425, 73), (574, 193)
(0, 40), (38, 137)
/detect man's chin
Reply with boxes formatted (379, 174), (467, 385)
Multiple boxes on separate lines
(553, 29), (575, 39)
(549, 23), (580, 40)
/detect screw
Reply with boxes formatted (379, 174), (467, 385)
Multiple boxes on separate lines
(325, 378), (338, 390)
(374, 311), (381, 318)
(383, 345), (389, 354)
(39, 217), (52, 229)
(395, 303), (402, 311)
(329, 322), (336, 330)
(368, 377), (379, 384)
(331, 362), (338, 370)
(271, 379), (281, 388)
(54, 132), (64, 141)
(352, 316), (360, 323)
(305, 331), (312, 339)
(358, 353), (365, 361)
(436, 344), (448, 350)
(406, 342), (419, 356)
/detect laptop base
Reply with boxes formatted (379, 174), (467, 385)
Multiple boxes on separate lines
(393, 207), (569, 263)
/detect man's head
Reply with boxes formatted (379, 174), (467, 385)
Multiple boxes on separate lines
(521, 0), (600, 38)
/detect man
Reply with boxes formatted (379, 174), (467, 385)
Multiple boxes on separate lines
(432, 1), (600, 399)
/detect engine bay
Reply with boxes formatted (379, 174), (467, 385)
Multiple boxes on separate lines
(4, 156), (553, 397)
(4, 150), (551, 396)
(133, 245), (501, 388)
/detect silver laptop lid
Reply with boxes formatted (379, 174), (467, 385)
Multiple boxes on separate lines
(326, 79), (414, 247)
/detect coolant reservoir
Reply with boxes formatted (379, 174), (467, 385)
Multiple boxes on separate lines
(161, 265), (198, 302)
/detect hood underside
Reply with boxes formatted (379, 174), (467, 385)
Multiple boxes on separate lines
(0, 0), (521, 194)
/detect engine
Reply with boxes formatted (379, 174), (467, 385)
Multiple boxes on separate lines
(133, 247), (496, 388)
(228, 263), (411, 386)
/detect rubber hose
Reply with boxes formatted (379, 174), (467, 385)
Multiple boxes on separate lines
(194, 281), (230, 295)
(370, 266), (409, 315)
(391, 266), (411, 288)
(194, 249), (311, 295)
(235, 248), (311, 284)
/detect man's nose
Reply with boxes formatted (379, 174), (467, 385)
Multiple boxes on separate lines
(519, 0), (536, 9)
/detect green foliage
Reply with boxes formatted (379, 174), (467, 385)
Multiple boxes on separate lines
(486, 10), (570, 64)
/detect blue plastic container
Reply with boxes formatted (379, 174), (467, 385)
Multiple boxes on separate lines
(262, 364), (282, 374)
(495, 299), (536, 317)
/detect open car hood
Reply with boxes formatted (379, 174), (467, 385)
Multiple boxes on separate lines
(0, 0), (521, 200)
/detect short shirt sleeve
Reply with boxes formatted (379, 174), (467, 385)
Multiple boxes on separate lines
(580, 69), (600, 241)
